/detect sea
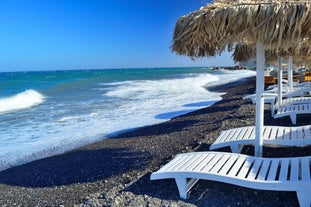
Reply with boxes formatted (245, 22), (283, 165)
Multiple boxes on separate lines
(0, 67), (255, 171)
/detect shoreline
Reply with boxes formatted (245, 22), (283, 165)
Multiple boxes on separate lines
(0, 76), (308, 206)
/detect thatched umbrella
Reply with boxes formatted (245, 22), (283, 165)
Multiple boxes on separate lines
(172, 0), (311, 57)
(172, 0), (311, 157)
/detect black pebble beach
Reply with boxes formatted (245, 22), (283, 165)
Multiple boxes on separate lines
(0, 76), (309, 207)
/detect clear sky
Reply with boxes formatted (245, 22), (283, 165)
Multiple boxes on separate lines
(0, 0), (235, 72)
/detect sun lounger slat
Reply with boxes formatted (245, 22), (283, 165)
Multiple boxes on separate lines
(201, 154), (223, 172)
(276, 127), (284, 140)
(263, 127), (271, 140)
(283, 127), (290, 141)
(240, 127), (250, 140)
(291, 158), (300, 181)
(161, 154), (195, 172)
(192, 153), (217, 171)
(218, 155), (239, 175)
(209, 154), (231, 174)
(237, 157), (255, 178)
(188, 153), (214, 171)
(267, 159), (280, 181)
(297, 128), (303, 141)
(269, 127), (278, 140)
(250, 128), (255, 139)
(177, 153), (208, 171)
(157, 156), (183, 172)
(236, 129), (245, 141)
(279, 159), (290, 181)
(175, 155), (199, 171)
(244, 127), (254, 140)
(235, 128), (244, 139)
(301, 158), (311, 181)
(291, 128), (297, 140)
(220, 129), (240, 143)
(222, 129), (235, 143)
(181, 153), (211, 172)
(227, 156), (246, 177)
(216, 130), (230, 143)
(247, 159), (263, 180)
(227, 128), (241, 142)
(304, 126), (311, 140)
(257, 159), (271, 180)
(151, 152), (311, 206)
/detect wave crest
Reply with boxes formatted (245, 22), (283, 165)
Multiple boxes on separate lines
(0, 89), (45, 113)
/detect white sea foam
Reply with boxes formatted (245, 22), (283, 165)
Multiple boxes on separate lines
(102, 70), (256, 131)
(0, 69), (256, 172)
(57, 116), (80, 122)
(0, 89), (45, 113)
(105, 73), (219, 99)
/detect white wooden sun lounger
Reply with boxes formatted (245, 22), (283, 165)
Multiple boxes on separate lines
(210, 125), (311, 153)
(274, 103), (311, 124)
(275, 97), (311, 110)
(243, 94), (276, 116)
(151, 151), (311, 207)
(243, 89), (308, 104)
(243, 93), (311, 117)
(243, 88), (310, 103)
(243, 93), (277, 104)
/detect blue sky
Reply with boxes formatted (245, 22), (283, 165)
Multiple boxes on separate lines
(0, 0), (235, 72)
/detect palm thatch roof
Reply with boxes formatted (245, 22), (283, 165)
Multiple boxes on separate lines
(172, 0), (311, 58)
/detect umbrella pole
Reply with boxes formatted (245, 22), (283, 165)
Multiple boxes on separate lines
(277, 56), (283, 107)
(255, 42), (265, 157)
(288, 56), (293, 91)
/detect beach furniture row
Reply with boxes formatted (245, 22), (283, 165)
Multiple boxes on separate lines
(243, 84), (311, 124)
(151, 81), (311, 206)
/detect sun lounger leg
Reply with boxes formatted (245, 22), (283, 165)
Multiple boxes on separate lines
(271, 104), (275, 117)
(175, 177), (199, 199)
(175, 177), (188, 199)
(290, 115), (297, 125)
(230, 144), (244, 153)
(296, 191), (310, 207)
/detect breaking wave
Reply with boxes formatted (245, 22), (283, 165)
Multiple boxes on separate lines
(0, 89), (45, 113)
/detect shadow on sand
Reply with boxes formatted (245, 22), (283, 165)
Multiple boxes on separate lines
(0, 147), (151, 188)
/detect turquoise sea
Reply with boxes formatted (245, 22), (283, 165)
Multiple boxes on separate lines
(0, 67), (255, 171)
